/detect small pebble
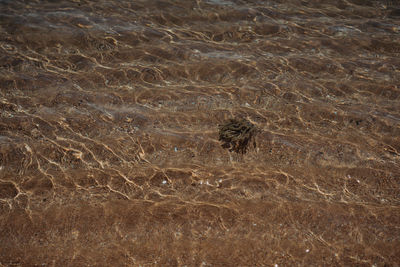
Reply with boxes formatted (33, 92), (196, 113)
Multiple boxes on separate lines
(162, 180), (167, 184)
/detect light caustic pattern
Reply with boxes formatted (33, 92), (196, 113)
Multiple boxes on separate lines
(1, 0), (400, 266)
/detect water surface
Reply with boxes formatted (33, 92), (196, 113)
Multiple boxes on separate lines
(1, 0), (400, 266)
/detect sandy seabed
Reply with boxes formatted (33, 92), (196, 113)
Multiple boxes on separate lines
(1, 0), (400, 266)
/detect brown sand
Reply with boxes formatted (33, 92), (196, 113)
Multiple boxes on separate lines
(1, 0), (400, 266)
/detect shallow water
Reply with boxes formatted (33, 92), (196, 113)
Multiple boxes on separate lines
(1, 0), (400, 266)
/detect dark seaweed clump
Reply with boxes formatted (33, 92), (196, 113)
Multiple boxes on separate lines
(218, 118), (257, 154)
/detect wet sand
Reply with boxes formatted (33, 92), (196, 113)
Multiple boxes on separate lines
(1, 0), (400, 266)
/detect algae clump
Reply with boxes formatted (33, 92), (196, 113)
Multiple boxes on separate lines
(218, 118), (257, 154)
